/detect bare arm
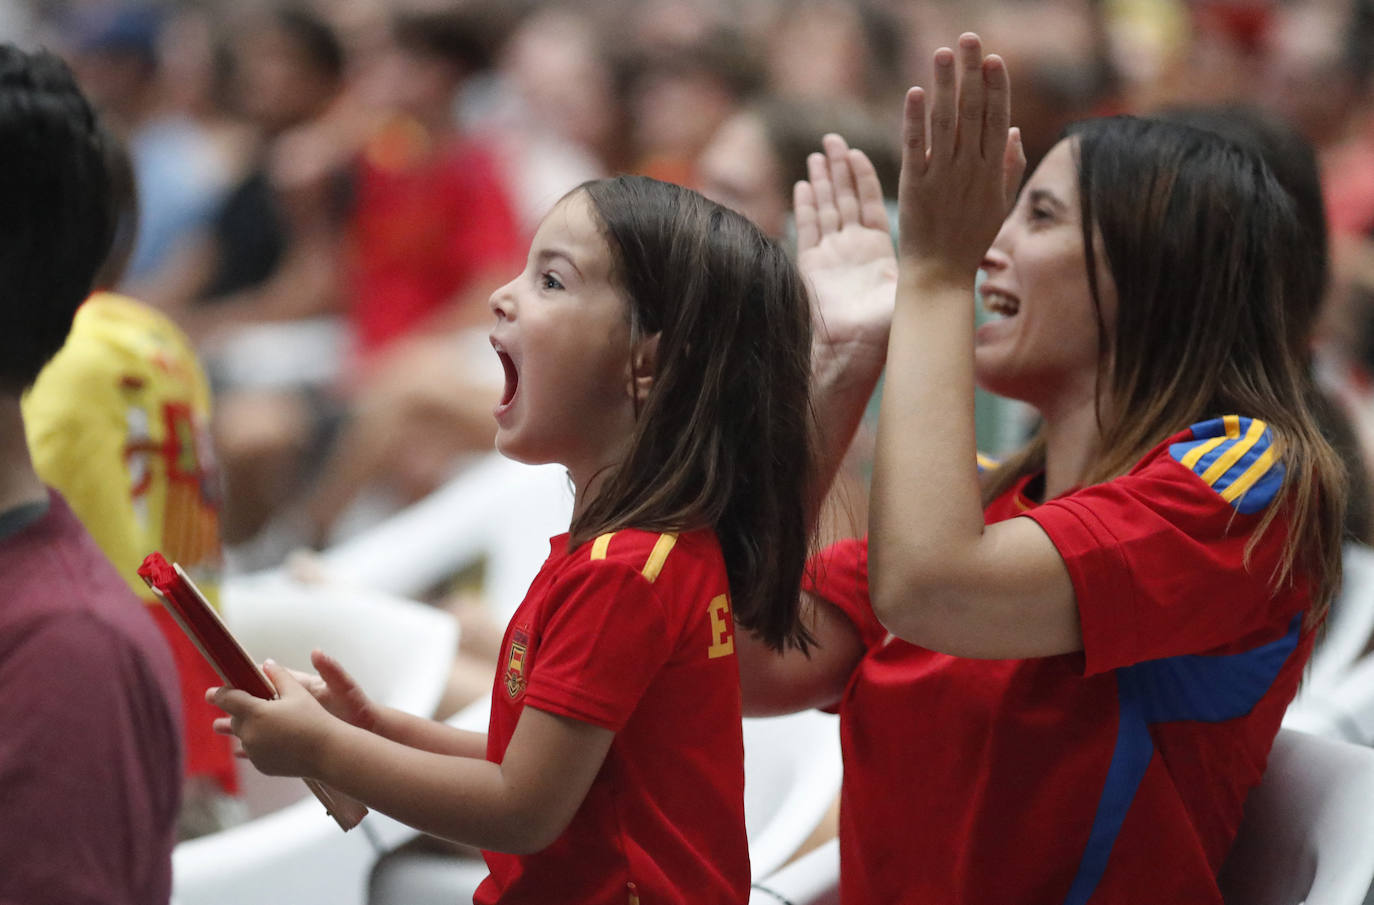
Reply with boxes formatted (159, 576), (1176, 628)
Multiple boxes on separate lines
(737, 592), (866, 716)
(284, 650), (487, 760)
(870, 35), (1080, 660)
(798, 135), (898, 523)
(214, 664), (610, 853)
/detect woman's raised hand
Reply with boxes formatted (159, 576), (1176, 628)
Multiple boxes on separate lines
(898, 33), (1024, 287)
(794, 132), (899, 353)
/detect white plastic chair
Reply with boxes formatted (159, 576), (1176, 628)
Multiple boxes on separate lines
(367, 705), (844, 904)
(171, 575), (458, 905)
(1300, 543), (1374, 697)
(1284, 651), (1374, 744)
(750, 838), (839, 905)
(315, 454), (574, 621)
(1218, 729), (1374, 905)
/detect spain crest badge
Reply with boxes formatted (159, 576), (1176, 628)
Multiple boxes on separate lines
(505, 627), (531, 700)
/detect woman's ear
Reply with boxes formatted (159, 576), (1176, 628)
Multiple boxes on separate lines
(628, 332), (660, 404)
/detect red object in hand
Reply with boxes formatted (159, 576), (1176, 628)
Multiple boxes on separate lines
(138, 552), (275, 699)
(138, 551), (368, 831)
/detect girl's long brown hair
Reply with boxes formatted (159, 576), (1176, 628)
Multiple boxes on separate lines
(984, 116), (1345, 618)
(569, 175), (816, 651)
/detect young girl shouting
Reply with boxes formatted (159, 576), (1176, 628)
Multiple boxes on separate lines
(211, 175), (816, 904)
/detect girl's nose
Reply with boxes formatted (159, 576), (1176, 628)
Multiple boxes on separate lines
(489, 278), (516, 319)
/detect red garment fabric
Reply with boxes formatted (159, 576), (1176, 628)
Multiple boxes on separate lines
(477, 528), (749, 905)
(0, 491), (182, 905)
(347, 126), (523, 358)
(809, 416), (1311, 905)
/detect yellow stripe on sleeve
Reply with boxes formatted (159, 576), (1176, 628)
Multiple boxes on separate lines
(1179, 436), (1227, 471)
(1199, 418), (1267, 487)
(1221, 442), (1281, 504)
(1223, 414), (1241, 438)
(641, 533), (678, 583)
(590, 532), (616, 561)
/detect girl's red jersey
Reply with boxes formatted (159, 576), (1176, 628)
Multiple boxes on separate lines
(477, 528), (749, 905)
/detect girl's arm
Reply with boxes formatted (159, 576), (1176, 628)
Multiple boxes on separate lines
(870, 35), (1079, 660)
(737, 592), (866, 716)
(800, 134), (898, 523)
(284, 650), (487, 760)
(213, 664), (611, 854)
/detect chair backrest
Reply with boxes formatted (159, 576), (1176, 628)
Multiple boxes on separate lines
(750, 838), (840, 905)
(1218, 729), (1374, 905)
(1304, 543), (1374, 694)
(172, 577), (458, 905)
(316, 454), (574, 618)
(743, 711), (844, 879)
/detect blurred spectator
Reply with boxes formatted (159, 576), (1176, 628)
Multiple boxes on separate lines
(138, 3), (347, 342)
(63, 4), (233, 285)
(0, 44), (181, 904)
(24, 131), (241, 839)
(620, 27), (763, 187)
(698, 96), (900, 240)
(214, 4), (524, 552)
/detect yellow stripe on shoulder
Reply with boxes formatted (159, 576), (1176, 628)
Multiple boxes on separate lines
(641, 533), (678, 583)
(590, 532), (616, 561)
(1198, 417), (1266, 487)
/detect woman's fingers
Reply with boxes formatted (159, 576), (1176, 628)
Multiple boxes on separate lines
(928, 47), (958, 162)
(1002, 126), (1026, 210)
(902, 86), (927, 179)
(982, 54), (1011, 167)
(956, 34), (986, 162)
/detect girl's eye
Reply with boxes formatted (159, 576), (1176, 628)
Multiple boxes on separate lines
(1028, 206), (1053, 223)
(540, 272), (564, 291)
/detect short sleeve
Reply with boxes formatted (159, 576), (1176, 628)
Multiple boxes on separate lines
(804, 538), (887, 649)
(1024, 432), (1300, 676)
(522, 559), (675, 732)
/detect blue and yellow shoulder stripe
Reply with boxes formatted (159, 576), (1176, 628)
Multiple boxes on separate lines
(976, 452), (1000, 473)
(1168, 415), (1285, 514)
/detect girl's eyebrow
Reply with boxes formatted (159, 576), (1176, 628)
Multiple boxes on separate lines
(537, 248), (584, 279)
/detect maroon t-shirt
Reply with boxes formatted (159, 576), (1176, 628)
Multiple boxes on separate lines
(0, 490), (182, 905)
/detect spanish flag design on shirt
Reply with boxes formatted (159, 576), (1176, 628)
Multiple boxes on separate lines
(1167, 415), (1285, 514)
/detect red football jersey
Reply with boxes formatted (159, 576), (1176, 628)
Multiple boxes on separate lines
(810, 416), (1312, 905)
(476, 528), (750, 905)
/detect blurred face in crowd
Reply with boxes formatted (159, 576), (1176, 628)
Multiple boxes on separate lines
(697, 110), (788, 239)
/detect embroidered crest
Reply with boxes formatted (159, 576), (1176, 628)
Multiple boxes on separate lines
(505, 626), (531, 700)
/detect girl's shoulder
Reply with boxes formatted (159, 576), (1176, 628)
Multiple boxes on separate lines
(569, 526), (724, 584)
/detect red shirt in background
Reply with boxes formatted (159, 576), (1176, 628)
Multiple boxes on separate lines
(810, 415), (1312, 905)
(477, 528), (750, 905)
(348, 120), (524, 360)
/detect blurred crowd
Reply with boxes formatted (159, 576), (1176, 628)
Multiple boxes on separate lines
(9, 0), (1374, 562)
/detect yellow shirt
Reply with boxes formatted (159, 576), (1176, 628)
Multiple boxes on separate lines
(24, 292), (222, 607)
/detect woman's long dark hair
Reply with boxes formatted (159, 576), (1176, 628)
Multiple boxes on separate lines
(569, 175), (816, 651)
(984, 116), (1346, 616)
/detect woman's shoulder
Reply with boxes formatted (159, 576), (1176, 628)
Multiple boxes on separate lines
(1136, 414), (1286, 516)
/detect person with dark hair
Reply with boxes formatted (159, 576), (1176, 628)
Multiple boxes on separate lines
(24, 127), (240, 839)
(0, 44), (182, 904)
(211, 174), (816, 904)
(1156, 102), (1374, 546)
(740, 35), (1344, 904)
